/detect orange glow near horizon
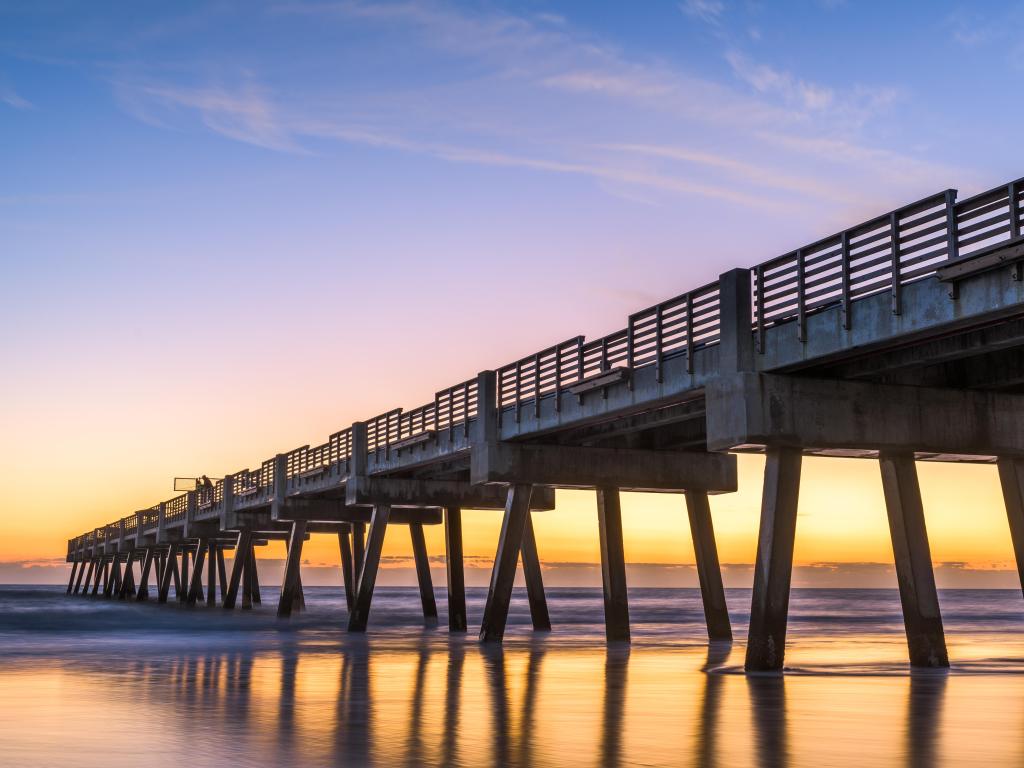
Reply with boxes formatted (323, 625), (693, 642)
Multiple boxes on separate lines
(10, 448), (1015, 582)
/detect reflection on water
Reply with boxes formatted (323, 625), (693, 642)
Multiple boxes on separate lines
(4, 587), (1024, 766)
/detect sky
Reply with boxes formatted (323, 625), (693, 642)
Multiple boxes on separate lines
(2, 0), (1024, 587)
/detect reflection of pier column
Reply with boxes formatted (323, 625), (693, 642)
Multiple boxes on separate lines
(441, 642), (465, 765)
(404, 649), (429, 765)
(695, 643), (731, 768)
(518, 644), (546, 765)
(336, 648), (373, 765)
(277, 649), (299, 753)
(748, 675), (788, 768)
(484, 648), (511, 765)
(905, 671), (947, 768)
(601, 647), (629, 768)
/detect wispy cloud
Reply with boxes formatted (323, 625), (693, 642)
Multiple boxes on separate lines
(116, 80), (304, 153)
(680, 0), (725, 25)
(0, 82), (32, 110)
(111, 0), (959, 213)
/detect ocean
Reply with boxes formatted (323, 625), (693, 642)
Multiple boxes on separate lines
(2, 585), (1024, 767)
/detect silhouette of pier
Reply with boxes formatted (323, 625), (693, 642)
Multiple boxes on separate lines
(67, 175), (1024, 672)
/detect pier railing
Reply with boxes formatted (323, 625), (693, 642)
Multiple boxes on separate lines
(69, 174), (1024, 550)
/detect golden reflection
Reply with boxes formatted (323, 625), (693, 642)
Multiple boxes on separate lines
(747, 673), (788, 768)
(12, 641), (1024, 767)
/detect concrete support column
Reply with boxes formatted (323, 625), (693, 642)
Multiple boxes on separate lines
(596, 487), (630, 643)
(278, 521), (307, 618)
(879, 452), (949, 668)
(480, 483), (533, 643)
(206, 542), (218, 607)
(224, 532), (250, 610)
(685, 490), (733, 641)
(217, 545), (228, 604)
(997, 457), (1024, 598)
(410, 522), (438, 624)
(338, 530), (355, 612)
(249, 547), (262, 604)
(745, 447), (802, 672)
(242, 541), (254, 609)
(179, 549), (190, 603)
(521, 513), (551, 631)
(445, 506), (468, 632)
(348, 505), (391, 631)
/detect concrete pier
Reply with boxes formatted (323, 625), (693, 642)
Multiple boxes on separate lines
(64, 172), (1024, 671)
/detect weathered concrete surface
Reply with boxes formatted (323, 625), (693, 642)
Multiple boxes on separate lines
(471, 442), (737, 492)
(707, 372), (1024, 457)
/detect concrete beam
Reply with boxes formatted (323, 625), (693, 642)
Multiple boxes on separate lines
(471, 442), (737, 492)
(280, 498), (443, 525)
(346, 477), (556, 510)
(708, 372), (1024, 457)
(479, 483), (531, 643)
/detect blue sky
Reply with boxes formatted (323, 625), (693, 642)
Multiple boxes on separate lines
(2, 1), (1024, 575)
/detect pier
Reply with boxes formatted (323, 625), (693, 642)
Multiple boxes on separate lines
(67, 175), (1024, 672)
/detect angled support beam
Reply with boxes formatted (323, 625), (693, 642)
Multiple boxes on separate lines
(339, 530), (355, 612)
(348, 505), (391, 631)
(277, 521), (307, 618)
(997, 457), (1024, 599)
(249, 548), (261, 604)
(158, 543), (179, 603)
(107, 557), (122, 598)
(352, 522), (366, 579)
(135, 548), (155, 602)
(409, 522), (438, 625)
(472, 443), (736, 492)
(596, 488), (630, 643)
(686, 490), (732, 641)
(91, 558), (104, 595)
(224, 532), (251, 610)
(479, 484), (533, 643)
(66, 561), (79, 595)
(445, 506), (467, 632)
(118, 552), (136, 599)
(880, 452), (948, 668)
(187, 540), (207, 605)
(520, 513), (550, 631)
(75, 559), (91, 595)
(745, 447), (802, 672)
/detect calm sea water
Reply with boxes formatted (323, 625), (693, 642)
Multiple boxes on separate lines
(3, 585), (1024, 767)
